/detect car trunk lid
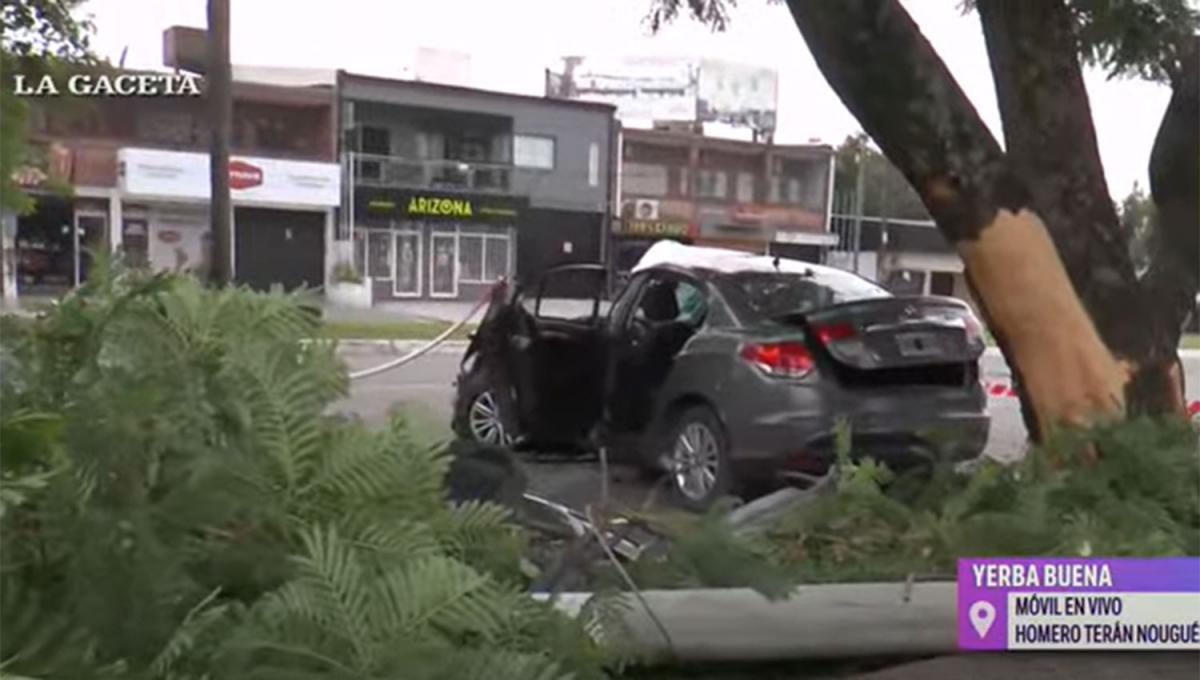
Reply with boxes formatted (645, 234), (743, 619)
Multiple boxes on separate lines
(782, 296), (986, 372)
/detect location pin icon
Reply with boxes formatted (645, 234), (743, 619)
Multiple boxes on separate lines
(969, 600), (996, 638)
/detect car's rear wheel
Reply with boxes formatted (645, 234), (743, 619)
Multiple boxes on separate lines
(666, 405), (733, 512)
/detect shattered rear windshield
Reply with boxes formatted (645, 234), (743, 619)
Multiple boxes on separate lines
(718, 271), (891, 319)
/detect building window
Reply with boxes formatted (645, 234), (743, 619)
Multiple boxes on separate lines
(588, 142), (600, 187)
(514, 134), (555, 169)
(366, 230), (393, 279)
(622, 162), (668, 197)
(695, 169), (728, 199)
(737, 172), (755, 203)
(458, 232), (513, 283)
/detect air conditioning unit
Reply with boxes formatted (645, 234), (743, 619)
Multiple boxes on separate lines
(634, 199), (660, 220)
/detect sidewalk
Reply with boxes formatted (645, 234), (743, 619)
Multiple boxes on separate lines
(847, 652), (1199, 680)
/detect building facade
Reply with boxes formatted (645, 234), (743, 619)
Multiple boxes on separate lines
(827, 214), (976, 309)
(614, 127), (837, 283)
(7, 63), (340, 299)
(337, 72), (617, 303)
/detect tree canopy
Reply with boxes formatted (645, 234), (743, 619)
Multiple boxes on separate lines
(1, 0), (98, 213)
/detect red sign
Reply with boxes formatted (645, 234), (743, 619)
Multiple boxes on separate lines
(228, 159), (263, 190)
(158, 230), (182, 244)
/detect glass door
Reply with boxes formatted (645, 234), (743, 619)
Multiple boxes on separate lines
(74, 211), (108, 286)
(429, 232), (457, 298)
(393, 231), (422, 297)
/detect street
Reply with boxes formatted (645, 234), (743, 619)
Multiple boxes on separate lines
(334, 342), (1200, 510)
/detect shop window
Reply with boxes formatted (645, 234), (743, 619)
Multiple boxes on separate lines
(458, 235), (484, 282)
(484, 237), (510, 281)
(695, 170), (728, 199)
(458, 233), (512, 283)
(514, 134), (555, 169)
(736, 172), (755, 203)
(622, 163), (668, 197)
(122, 218), (149, 269)
(366, 230), (393, 279)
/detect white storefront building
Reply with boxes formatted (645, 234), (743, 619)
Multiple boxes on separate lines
(115, 147), (341, 289)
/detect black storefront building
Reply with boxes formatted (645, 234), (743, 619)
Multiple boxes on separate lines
(353, 187), (527, 301)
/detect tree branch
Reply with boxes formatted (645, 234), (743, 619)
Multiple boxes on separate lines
(1145, 35), (1200, 349)
(782, 0), (1029, 243)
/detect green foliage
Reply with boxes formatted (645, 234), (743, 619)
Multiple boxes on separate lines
(331, 262), (363, 284)
(0, 262), (607, 679)
(833, 133), (930, 221)
(762, 417), (1200, 582)
(1067, 0), (1199, 85)
(1118, 181), (1158, 273)
(1, 0), (100, 213)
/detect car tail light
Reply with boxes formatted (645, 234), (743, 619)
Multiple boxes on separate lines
(740, 341), (814, 378)
(811, 321), (857, 345)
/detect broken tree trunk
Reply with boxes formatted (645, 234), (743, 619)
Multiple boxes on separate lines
(977, 0), (1197, 420)
(783, 0), (1129, 441)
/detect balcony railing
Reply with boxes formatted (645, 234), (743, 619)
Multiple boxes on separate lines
(347, 151), (513, 194)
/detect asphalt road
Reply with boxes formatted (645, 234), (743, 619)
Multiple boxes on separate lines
(333, 343), (1200, 509)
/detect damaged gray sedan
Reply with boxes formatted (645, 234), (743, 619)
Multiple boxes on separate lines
(453, 241), (990, 510)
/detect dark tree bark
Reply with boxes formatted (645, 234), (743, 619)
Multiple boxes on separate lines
(783, 0), (1128, 441)
(1139, 37), (1200, 415)
(977, 0), (1196, 420)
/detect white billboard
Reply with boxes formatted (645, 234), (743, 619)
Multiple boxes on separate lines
(697, 59), (778, 132)
(549, 56), (699, 123)
(548, 56), (777, 133)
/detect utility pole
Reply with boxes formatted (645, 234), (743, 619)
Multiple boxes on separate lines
(207, 0), (232, 286)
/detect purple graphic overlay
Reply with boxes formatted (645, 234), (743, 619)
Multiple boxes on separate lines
(957, 558), (1200, 650)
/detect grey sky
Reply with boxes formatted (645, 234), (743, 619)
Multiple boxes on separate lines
(78, 0), (1171, 201)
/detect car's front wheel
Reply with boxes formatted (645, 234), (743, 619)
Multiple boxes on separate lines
(666, 405), (733, 512)
(453, 371), (517, 447)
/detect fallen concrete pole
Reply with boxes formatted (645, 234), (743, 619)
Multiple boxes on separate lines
(539, 581), (957, 662)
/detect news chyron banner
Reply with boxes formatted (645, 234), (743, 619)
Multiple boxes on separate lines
(958, 558), (1200, 650)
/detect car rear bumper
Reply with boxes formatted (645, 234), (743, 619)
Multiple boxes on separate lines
(722, 380), (990, 480)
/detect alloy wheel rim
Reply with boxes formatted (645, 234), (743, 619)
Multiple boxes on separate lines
(672, 421), (720, 501)
(468, 391), (511, 446)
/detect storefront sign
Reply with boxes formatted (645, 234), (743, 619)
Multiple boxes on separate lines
(157, 230), (182, 244)
(622, 219), (692, 238)
(357, 188), (523, 224)
(228, 160), (264, 190)
(408, 195), (474, 218)
(118, 147), (340, 207)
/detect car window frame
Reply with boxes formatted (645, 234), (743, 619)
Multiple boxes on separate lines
(616, 268), (709, 333)
(525, 263), (608, 325)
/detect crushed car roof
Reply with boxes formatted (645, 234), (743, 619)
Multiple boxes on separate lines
(632, 240), (888, 297)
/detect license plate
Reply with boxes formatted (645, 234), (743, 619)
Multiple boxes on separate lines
(896, 331), (940, 357)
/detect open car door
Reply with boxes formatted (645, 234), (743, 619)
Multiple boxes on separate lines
(506, 264), (610, 449)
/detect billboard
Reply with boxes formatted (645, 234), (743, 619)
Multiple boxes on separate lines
(548, 57), (777, 134)
(548, 56), (699, 122)
(697, 59), (777, 132)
